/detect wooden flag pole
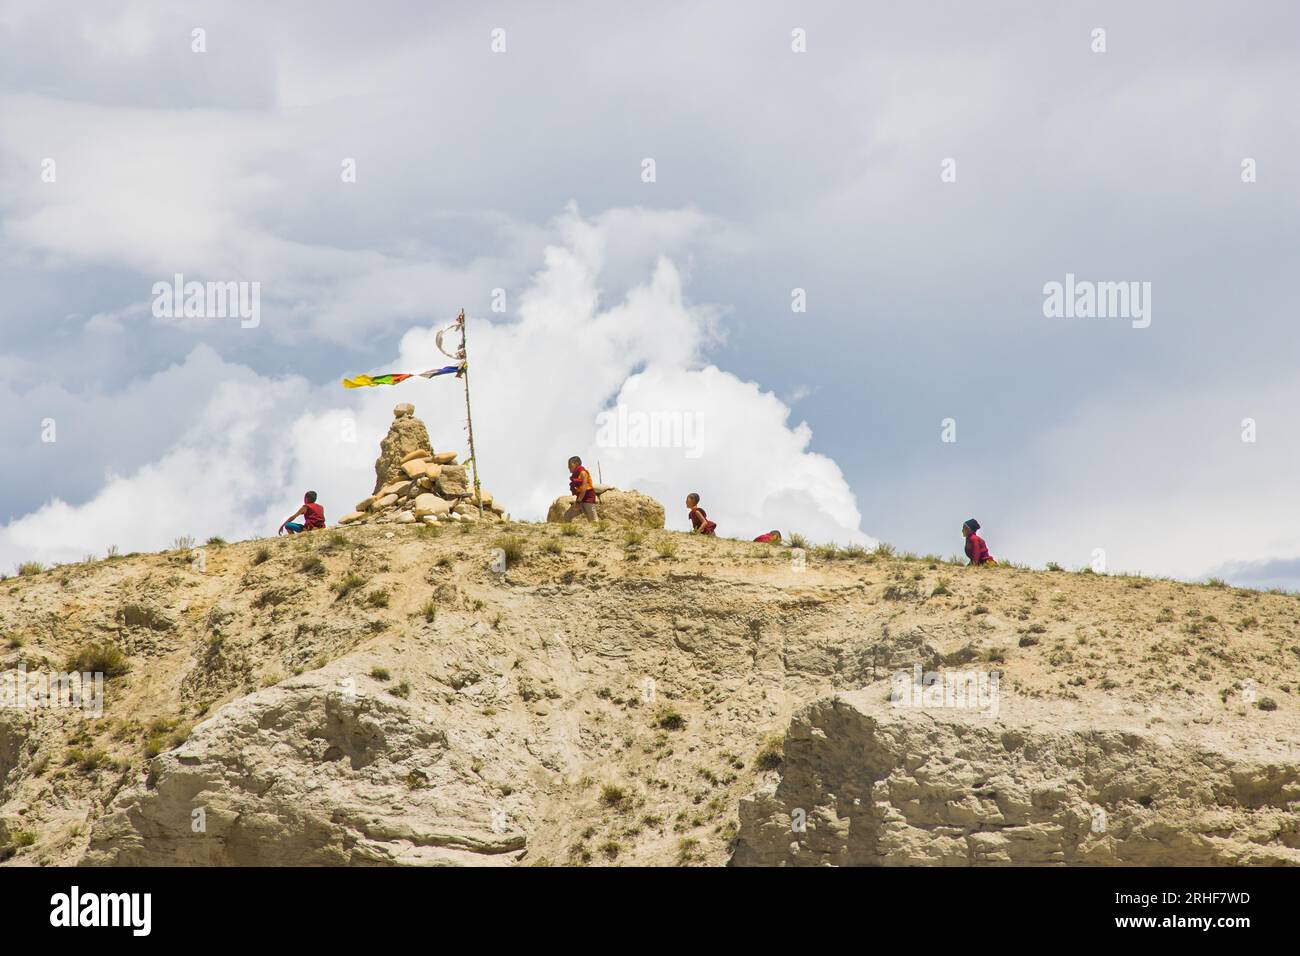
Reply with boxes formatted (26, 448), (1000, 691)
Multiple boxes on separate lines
(457, 310), (484, 519)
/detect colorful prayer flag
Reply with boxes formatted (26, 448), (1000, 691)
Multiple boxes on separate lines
(341, 364), (464, 389)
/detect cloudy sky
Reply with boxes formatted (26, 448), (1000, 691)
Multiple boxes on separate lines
(1, 0), (1297, 586)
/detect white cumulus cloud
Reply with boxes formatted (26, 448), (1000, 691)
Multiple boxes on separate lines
(0, 207), (870, 571)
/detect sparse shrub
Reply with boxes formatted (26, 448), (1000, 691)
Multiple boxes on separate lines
(206, 536), (227, 547)
(16, 561), (44, 577)
(144, 720), (191, 757)
(172, 536), (196, 551)
(883, 583), (918, 601)
(930, 578), (951, 597)
(365, 589), (390, 608)
(655, 708), (686, 731)
(70, 748), (109, 773)
(600, 784), (631, 810)
(252, 546), (271, 565)
(493, 536), (527, 565)
(66, 642), (129, 678)
(1206, 577), (1227, 589)
(788, 533), (809, 550)
(755, 734), (784, 772)
(560, 523), (579, 537)
(331, 572), (369, 601)
(1258, 697), (1278, 711)
(105, 545), (120, 559)
(1046, 562), (1063, 572)
(252, 587), (289, 610)
(541, 538), (563, 556)
(655, 538), (678, 559)
(873, 542), (896, 559)
(391, 681), (411, 698)
(320, 531), (350, 552)
(371, 666), (391, 681)
(623, 529), (644, 547)
(676, 837), (703, 865)
(419, 599), (438, 623)
(299, 555), (326, 576)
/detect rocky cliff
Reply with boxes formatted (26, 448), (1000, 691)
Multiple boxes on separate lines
(2, 522), (1298, 866)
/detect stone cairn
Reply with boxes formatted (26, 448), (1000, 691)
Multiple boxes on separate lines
(338, 404), (505, 526)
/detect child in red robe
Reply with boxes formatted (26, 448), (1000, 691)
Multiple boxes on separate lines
(280, 491), (325, 535)
(686, 493), (717, 535)
(562, 456), (599, 521)
(962, 518), (995, 565)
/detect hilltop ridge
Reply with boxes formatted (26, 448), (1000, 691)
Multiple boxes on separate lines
(2, 518), (1298, 865)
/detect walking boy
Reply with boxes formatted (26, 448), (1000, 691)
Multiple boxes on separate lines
(562, 456), (600, 521)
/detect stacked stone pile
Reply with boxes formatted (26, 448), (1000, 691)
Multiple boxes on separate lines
(338, 404), (505, 526)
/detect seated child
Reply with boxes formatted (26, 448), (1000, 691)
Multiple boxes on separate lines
(686, 493), (717, 535)
(962, 518), (995, 565)
(280, 491), (326, 535)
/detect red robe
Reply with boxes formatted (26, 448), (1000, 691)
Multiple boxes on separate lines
(965, 533), (993, 565)
(689, 507), (717, 536)
(303, 502), (326, 529)
(569, 466), (597, 503)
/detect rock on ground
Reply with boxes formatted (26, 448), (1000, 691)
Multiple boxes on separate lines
(546, 489), (665, 527)
(434, 465), (470, 499)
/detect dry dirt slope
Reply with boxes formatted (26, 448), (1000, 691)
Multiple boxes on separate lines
(1, 521), (1298, 866)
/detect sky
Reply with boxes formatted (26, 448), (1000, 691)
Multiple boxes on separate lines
(1, 0), (1298, 587)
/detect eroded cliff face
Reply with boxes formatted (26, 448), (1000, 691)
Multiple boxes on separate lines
(84, 672), (526, 866)
(731, 691), (1300, 866)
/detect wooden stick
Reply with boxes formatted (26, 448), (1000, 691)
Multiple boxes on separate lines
(458, 310), (484, 520)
